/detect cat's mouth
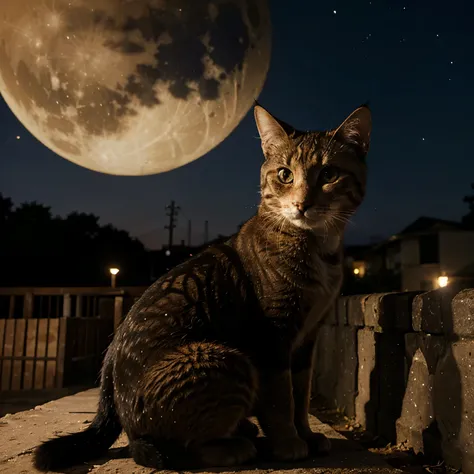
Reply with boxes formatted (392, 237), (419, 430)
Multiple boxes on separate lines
(283, 209), (325, 230)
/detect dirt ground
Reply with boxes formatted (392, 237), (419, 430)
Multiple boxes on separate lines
(310, 400), (461, 474)
(0, 388), (461, 474)
(0, 386), (88, 418)
(1, 388), (405, 474)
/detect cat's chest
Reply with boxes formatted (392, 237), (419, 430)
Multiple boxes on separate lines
(262, 252), (342, 315)
(292, 253), (343, 346)
(299, 248), (342, 293)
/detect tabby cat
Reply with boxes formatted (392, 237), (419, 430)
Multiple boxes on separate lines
(34, 103), (371, 471)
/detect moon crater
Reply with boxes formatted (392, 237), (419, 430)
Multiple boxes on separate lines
(0, 0), (271, 175)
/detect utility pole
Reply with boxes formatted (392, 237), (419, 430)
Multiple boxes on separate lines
(187, 220), (192, 247)
(165, 200), (180, 248)
(204, 220), (209, 244)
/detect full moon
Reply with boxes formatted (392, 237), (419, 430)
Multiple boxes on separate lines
(0, 0), (271, 175)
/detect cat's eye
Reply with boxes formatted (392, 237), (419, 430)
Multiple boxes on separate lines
(320, 166), (340, 184)
(277, 168), (294, 184)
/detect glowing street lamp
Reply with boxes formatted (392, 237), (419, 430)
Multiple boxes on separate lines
(109, 267), (120, 288)
(437, 275), (449, 288)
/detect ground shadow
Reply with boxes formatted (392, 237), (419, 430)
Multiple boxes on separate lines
(0, 385), (89, 417)
(64, 447), (129, 474)
(65, 437), (393, 474)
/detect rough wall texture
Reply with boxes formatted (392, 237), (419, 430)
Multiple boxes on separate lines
(312, 286), (474, 474)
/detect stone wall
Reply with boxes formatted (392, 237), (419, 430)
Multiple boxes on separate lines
(313, 286), (474, 474)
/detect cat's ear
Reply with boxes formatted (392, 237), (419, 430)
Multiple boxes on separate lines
(333, 104), (372, 157)
(254, 105), (290, 157)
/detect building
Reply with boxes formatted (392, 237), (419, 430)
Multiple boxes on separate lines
(366, 217), (474, 291)
(343, 243), (401, 294)
(344, 245), (371, 277)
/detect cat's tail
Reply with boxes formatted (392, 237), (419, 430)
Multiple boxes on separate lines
(33, 350), (122, 472)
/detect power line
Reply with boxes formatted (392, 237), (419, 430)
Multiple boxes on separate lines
(165, 200), (180, 248)
(204, 220), (209, 244)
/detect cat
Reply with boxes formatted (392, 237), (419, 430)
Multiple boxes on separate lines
(33, 102), (371, 472)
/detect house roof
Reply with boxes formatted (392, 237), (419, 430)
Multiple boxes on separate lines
(364, 216), (470, 254)
(344, 244), (372, 260)
(398, 216), (466, 236)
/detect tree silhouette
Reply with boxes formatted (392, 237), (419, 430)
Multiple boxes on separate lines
(0, 195), (149, 286)
(0, 193), (13, 247)
(0, 193), (13, 224)
(462, 182), (474, 229)
(8, 202), (59, 257)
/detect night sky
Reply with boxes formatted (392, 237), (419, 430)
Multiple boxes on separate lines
(1, 0), (473, 249)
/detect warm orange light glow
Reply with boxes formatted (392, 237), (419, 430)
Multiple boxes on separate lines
(353, 268), (360, 275)
(109, 267), (119, 275)
(437, 275), (449, 288)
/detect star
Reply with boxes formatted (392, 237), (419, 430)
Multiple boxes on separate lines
(0, 0), (472, 254)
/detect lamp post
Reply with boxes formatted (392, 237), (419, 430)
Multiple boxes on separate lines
(109, 267), (120, 288)
(437, 275), (449, 288)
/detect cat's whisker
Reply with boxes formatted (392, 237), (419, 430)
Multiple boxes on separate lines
(277, 216), (288, 252)
(261, 213), (285, 233)
(322, 220), (329, 242)
(332, 214), (354, 227)
(313, 207), (353, 218)
(324, 218), (337, 238)
(329, 217), (346, 237)
(334, 210), (354, 217)
(331, 214), (350, 224)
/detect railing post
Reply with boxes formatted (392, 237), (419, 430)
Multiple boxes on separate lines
(75, 295), (83, 317)
(114, 296), (124, 332)
(23, 292), (34, 318)
(63, 294), (71, 318)
(56, 318), (68, 388)
(8, 295), (15, 319)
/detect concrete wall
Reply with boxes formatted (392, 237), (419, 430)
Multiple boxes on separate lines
(313, 286), (474, 474)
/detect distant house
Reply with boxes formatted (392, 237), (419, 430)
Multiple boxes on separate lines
(344, 245), (371, 277)
(367, 217), (474, 291)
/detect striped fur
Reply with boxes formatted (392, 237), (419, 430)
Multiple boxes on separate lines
(33, 105), (371, 472)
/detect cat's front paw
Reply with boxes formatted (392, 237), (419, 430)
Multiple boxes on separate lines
(235, 418), (260, 439)
(269, 436), (308, 462)
(301, 431), (331, 455)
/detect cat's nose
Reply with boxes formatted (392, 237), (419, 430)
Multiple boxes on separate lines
(293, 201), (310, 214)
